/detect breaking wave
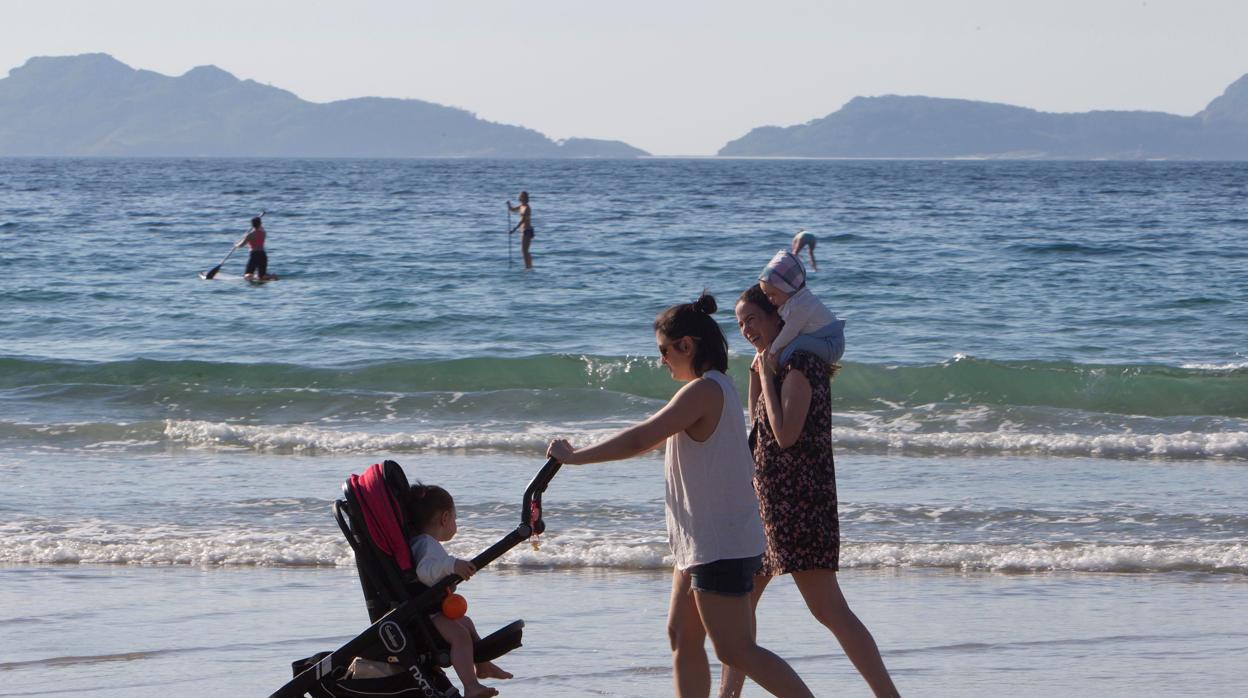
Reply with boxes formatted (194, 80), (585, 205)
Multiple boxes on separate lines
(3, 519), (1242, 575)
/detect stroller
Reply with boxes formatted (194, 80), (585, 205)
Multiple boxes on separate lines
(269, 457), (562, 698)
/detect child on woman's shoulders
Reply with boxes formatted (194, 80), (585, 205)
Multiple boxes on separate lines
(757, 249), (845, 368)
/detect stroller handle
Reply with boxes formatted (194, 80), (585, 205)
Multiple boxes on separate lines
(466, 456), (562, 572)
(522, 456), (562, 531)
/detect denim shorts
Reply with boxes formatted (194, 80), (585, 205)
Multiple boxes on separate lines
(688, 554), (763, 596)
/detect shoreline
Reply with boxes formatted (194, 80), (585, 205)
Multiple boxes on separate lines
(3, 565), (1245, 696)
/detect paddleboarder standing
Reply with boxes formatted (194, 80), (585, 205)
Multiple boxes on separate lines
(237, 216), (270, 280)
(791, 229), (817, 272)
(507, 192), (534, 269)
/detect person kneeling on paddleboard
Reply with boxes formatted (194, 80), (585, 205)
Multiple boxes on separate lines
(236, 216), (270, 280)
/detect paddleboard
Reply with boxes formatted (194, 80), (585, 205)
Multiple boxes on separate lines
(199, 272), (279, 283)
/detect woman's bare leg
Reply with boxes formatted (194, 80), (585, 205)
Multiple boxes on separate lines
(716, 574), (773, 698)
(792, 569), (898, 697)
(695, 589), (813, 698)
(670, 568), (711, 697)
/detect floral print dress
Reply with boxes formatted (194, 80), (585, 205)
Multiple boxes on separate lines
(751, 351), (840, 576)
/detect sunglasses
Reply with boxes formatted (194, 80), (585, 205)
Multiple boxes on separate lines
(658, 337), (693, 357)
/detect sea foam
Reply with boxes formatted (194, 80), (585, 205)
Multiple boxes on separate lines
(4, 520), (1243, 575)
(158, 419), (1248, 460)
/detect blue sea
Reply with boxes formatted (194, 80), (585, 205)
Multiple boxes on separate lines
(1, 158), (1246, 696)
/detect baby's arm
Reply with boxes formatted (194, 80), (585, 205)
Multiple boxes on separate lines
(414, 540), (460, 587)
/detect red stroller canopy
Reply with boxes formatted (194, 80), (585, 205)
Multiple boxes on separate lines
(348, 462), (413, 572)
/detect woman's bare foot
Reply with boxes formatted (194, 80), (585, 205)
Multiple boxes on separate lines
(476, 661), (513, 680)
(463, 685), (498, 698)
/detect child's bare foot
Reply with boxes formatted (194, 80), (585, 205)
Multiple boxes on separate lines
(463, 685), (498, 698)
(476, 661), (513, 680)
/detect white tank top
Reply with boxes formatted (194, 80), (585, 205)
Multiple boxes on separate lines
(664, 370), (767, 570)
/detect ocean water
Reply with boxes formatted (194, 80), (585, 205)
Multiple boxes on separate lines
(1, 158), (1246, 696)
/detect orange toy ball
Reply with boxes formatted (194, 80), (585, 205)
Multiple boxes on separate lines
(442, 593), (468, 619)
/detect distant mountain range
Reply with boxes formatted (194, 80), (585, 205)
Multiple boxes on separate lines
(720, 75), (1248, 159)
(0, 54), (648, 158)
(7, 54), (1248, 160)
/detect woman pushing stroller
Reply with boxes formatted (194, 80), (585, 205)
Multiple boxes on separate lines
(547, 292), (815, 698)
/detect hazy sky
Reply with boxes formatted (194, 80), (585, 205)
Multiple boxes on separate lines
(4, 0), (1246, 155)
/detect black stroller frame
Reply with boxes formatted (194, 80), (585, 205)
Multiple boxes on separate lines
(270, 457), (562, 698)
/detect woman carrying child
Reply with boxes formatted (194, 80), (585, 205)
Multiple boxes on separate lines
(547, 292), (814, 698)
(720, 284), (899, 698)
(407, 484), (512, 698)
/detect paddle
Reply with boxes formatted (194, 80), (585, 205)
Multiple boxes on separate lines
(202, 211), (264, 279)
(507, 207), (513, 269)
(200, 247), (237, 280)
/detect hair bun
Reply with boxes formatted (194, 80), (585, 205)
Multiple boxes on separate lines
(693, 292), (717, 315)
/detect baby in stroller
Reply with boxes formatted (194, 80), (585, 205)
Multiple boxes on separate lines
(407, 483), (512, 697)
